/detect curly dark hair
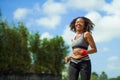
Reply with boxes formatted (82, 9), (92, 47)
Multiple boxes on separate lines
(69, 16), (95, 33)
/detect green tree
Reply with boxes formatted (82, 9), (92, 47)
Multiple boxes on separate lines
(116, 76), (120, 80)
(0, 21), (31, 73)
(0, 21), (23, 73)
(109, 76), (120, 80)
(0, 11), (69, 75)
(99, 71), (108, 80)
(0, 20), (9, 73)
(17, 22), (31, 72)
(51, 36), (69, 74)
(29, 32), (42, 72)
(91, 72), (99, 80)
(33, 36), (69, 74)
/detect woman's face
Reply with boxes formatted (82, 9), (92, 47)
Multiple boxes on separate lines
(75, 18), (85, 32)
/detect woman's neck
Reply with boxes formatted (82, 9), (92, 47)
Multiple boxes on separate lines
(76, 30), (83, 34)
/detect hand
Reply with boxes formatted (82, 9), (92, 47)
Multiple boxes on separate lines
(73, 48), (82, 55)
(64, 56), (71, 63)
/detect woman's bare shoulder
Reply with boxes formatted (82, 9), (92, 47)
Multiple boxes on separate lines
(84, 31), (91, 37)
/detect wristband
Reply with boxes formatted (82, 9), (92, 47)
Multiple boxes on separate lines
(81, 50), (87, 56)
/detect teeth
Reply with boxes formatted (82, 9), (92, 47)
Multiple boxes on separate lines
(75, 24), (81, 27)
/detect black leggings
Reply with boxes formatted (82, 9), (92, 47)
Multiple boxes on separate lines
(68, 60), (91, 80)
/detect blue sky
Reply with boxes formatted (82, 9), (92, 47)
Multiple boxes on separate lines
(0, 0), (120, 78)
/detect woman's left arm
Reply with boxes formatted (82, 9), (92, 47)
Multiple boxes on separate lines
(85, 32), (97, 54)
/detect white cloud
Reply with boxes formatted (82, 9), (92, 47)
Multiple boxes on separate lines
(86, 11), (120, 43)
(62, 26), (75, 45)
(108, 56), (119, 62)
(33, 3), (41, 13)
(25, 1), (65, 29)
(106, 56), (120, 77)
(103, 0), (120, 16)
(13, 0), (66, 29)
(103, 47), (109, 52)
(41, 32), (53, 39)
(13, 8), (30, 20)
(35, 15), (61, 29)
(35, 0), (66, 29)
(42, 0), (66, 15)
(66, 0), (106, 11)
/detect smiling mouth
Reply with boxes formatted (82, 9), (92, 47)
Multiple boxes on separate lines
(76, 24), (81, 28)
